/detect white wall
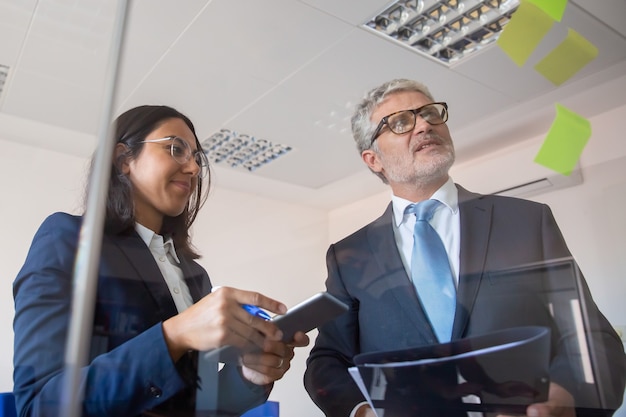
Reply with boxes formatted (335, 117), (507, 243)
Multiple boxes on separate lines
(0, 140), (87, 393)
(1, 103), (625, 415)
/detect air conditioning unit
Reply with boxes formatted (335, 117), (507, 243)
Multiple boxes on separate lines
(452, 139), (585, 199)
(492, 167), (583, 198)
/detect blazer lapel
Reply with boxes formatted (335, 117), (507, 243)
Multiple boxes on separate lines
(108, 231), (179, 319)
(180, 259), (210, 303)
(368, 203), (438, 343)
(454, 185), (492, 339)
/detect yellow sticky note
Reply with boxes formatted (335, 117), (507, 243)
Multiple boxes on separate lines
(534, 28), (599, 86)
(497, 0), (555, 67)
(526, 0), (568, 21)
(534, 104), (591, 176)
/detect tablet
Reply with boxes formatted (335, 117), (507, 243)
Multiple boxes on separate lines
(202, 292), (348, 362)
(272, 291), (349, 342)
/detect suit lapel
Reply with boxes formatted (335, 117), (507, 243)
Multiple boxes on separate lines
(180, 259), (210, 303)
(454, 185), (492, 339)
(368, 203), (438, 342)
(108, 231), (179, 319)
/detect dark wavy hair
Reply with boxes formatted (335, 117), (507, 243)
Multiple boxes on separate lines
(87, 105), (210, 259)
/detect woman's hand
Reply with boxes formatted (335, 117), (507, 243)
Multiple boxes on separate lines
(240, 331), (310, 385)
(162, 286), (287, 361)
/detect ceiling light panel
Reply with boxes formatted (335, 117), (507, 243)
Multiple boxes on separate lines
(0, 64), (10, 101)
(363, 0), (520, 65)
(202, 129), (292, 172)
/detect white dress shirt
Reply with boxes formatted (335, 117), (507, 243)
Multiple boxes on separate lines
(391, 177), (461, 285)
(350, 178), (463, 417)
(135, 223), (193, 313)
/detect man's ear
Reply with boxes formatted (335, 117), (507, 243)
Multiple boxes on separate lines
(114, 143), (131, 174)
(361, 149), (383, 174)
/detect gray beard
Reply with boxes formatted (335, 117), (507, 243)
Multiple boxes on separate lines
(382, 147), (455, 187)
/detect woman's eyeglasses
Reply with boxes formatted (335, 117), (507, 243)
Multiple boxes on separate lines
(139, 136), (209, 178)
(370, 102), (448, 145)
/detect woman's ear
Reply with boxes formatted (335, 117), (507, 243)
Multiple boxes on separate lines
(114, 143), (131, 174)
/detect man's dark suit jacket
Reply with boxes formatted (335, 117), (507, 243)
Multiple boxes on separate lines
(304, 185), (625, 417)
(13, 212), (269, 417)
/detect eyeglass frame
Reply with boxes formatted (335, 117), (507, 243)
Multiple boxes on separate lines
(139, 136), (209, 178)
(369, 102), (449, 146)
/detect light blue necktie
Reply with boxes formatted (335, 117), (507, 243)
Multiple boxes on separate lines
(407, 200), (456, 343)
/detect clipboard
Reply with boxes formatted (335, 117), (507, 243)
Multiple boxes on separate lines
(350, 326), (551, 417)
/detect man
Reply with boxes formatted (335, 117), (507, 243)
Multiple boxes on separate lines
(304, 79), (625, 417)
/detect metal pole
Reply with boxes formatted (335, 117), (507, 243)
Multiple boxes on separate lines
(60, 1), (129, 416)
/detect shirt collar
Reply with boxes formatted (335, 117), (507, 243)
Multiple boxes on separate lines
(134, 222), (181, 264)
(391, 177), (459, 227)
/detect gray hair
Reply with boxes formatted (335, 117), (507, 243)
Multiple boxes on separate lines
(351, 79), (435, 154)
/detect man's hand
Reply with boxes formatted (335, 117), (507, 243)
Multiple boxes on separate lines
(355, 403), (378, 417)
(498, 382), (575, 417)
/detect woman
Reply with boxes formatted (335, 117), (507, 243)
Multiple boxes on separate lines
(13, 105), (308, 416)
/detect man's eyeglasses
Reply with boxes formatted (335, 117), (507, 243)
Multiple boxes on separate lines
(370, 102), (448, 145)
(139, 136), (209, 178)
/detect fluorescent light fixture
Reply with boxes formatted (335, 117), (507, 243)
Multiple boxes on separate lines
(0, 64), (10, 99)
(363, 0), (520, 65)
(201, 129), (292, 172)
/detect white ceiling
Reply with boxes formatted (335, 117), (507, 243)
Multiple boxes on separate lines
(1, 0), (625, 209)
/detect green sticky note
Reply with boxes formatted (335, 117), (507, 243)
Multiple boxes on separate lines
(535, 28), (599, 86)
(526, 0), (568, 21)
(497, 0), (555, 67)
(534, 104), (591, 176)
